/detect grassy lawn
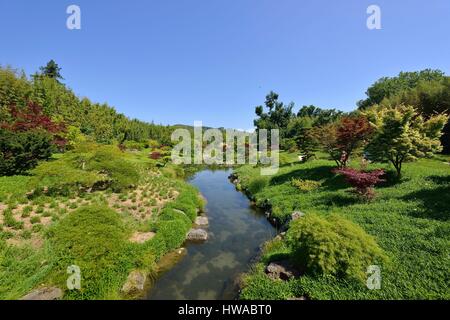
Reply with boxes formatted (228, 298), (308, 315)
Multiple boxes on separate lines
(234, 154), (450, 299)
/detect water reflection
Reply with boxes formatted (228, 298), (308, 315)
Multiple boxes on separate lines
(146, 169), (275, 300)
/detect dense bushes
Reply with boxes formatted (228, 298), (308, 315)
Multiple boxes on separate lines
(29, 143), (142, 195)
(248, 176), (269, 195)
(0, 103), (66, 176)
(0, 128), (56, 176)
(286, 214), (388, 282)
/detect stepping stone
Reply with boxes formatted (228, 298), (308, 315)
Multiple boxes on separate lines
(121, 271), (147, 295)
(187, 228), (208, 241)
(195, 216), (209, 226)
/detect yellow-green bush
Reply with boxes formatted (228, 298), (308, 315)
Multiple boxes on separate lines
(291, 178), (321, 192)
(286, 214), (388, 282)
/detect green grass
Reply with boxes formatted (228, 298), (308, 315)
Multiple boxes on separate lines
(0, 148), (204, 300)
(0, 240), (53, 299)
(235, 154), (450, 300)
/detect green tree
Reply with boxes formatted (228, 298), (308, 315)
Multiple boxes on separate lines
(254, 91), (294, 142)
(0, 128), (56, 176)
(39, 60), (64, 81)
(382, 78), (450, 153)
(357, 69), (446, 109)
(364, 104), (447, 178)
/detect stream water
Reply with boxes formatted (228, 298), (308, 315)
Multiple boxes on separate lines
(146, 169), (275, 300)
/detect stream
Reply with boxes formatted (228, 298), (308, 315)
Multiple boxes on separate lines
(146, 169), (275, 300)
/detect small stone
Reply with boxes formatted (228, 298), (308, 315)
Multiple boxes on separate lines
(288, 296), (307, 301)
(195, 216), (209, 226)
(291, 211), (305, 221)
(121, 271), (147, 295)
(21, 287), (63, 300)
(129, 232), (155, 244)
(187, 228), (208, 241)
(265, 260), (300, 281)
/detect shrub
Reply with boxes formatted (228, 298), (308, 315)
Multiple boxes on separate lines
(150, 151), (162, 160)
(286, 214), (388, 282)
(333, 168), (385, 200)
(29, 143), (141, 195)
(248, 177), (269, 195)
(122, 140), (146, 151)
(0, 102), (67, 175)
(47, 205), (131, 299)
(156, 219), (190, 251)
(0, 128), (56, 176)
(291, 179), (321, 192)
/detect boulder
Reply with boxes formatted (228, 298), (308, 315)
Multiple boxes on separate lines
(195, 216), (209, 226)
(265, 260), (300, 281)
(187, 228), (208, 241)
(21, 287), (63, 300)
(121, 271), (147, 295)
(291, 211), (305, 221)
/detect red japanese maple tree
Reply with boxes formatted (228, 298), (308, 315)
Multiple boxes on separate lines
(334, 167), (385, 200)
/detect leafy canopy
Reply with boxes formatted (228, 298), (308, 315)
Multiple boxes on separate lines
(364, 104), (447, 177)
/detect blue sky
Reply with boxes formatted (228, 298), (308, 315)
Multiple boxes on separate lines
(1, 0), (449, 129)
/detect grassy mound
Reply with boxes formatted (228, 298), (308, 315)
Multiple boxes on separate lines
(287, 214), (388, 282)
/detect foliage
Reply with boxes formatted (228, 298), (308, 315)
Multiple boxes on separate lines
(364, 104), (447, 178)
(291, 178), (321, 193)
(0, 128), (56, 176)
(311, 116), (372, 168)
(0, 66), (173, 146)
(0, 102), (68, 176)
(357, 69), (446, 109)
(38, 60), (64, 81)
(248, 176), (269, 195)
(382, 77), (450, 154)
(297, 105), (344, 127)
(357, 69), (449, 153)
(286, 214), (388, 282)
(254, 91), (294, 142)
(294, 128), (319, 161)
(333, 168), (385, 200)
(29, 143), (141, 195)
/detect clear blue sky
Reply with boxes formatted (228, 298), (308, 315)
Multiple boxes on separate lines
(1, 0), (449, 129)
